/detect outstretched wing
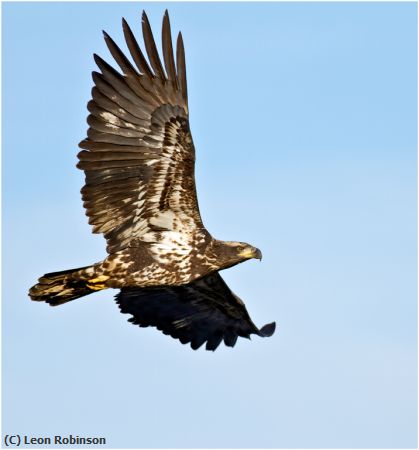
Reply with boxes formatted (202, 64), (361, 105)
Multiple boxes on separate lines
(115, 272), (276, 351)
(77, 11), (203, 254)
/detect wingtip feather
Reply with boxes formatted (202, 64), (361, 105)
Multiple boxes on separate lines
(259, 322), (276, 337)
(176, 31), (187, 104)
(141, 10), (166, 80)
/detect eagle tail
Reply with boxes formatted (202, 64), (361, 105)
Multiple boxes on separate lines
(29, 266), (99, 306)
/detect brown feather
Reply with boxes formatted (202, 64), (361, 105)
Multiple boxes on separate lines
(122, 17), (153, 78)
(141, 11), (167, 80)
(162, 10), (178, 86)
(176, 32), (188, 106)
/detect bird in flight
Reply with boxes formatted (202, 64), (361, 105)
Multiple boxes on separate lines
(29, 10), (275, 351)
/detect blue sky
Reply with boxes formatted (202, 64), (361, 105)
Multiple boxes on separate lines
(2, 2), (417, 448)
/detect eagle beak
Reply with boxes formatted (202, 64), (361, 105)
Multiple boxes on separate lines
(254, 248), (262, 261)
(240, 247), (262, 261)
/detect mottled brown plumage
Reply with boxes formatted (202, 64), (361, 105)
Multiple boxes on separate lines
(29, 10), (275, 351)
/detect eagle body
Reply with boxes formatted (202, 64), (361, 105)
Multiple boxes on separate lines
(61, 231), (259, 289)
(29, 10), (276, 351)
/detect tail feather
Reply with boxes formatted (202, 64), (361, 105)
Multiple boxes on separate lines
(29, 266), (96, 306)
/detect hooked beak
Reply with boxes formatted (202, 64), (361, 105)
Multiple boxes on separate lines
(239, 246), (262, 261)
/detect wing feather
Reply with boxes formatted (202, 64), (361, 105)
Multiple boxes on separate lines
(90, 87), (150, 127)
(162, 10), (178, 86)
(115, 272), (276, 351)
(103, 32), (163, 108)
(79, 11), (196, 253)
(141, 11), (167, 80)
(176, 32), (188, 106)
(93, 54), (153, 112)
(122, 17), (154, 78)
(91, 72), (150, 120)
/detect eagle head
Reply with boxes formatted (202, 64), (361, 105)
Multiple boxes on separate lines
(209, 240), (262, 270)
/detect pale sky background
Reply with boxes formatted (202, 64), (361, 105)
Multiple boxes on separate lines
(2, 2), (417, 448)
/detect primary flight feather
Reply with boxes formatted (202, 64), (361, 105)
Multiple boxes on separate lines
(29, 10), (275, 351)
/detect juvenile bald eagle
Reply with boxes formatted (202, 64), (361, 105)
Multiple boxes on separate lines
(29, 11), (275, 351)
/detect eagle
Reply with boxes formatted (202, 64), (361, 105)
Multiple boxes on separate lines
(29, 10), (276, 351)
